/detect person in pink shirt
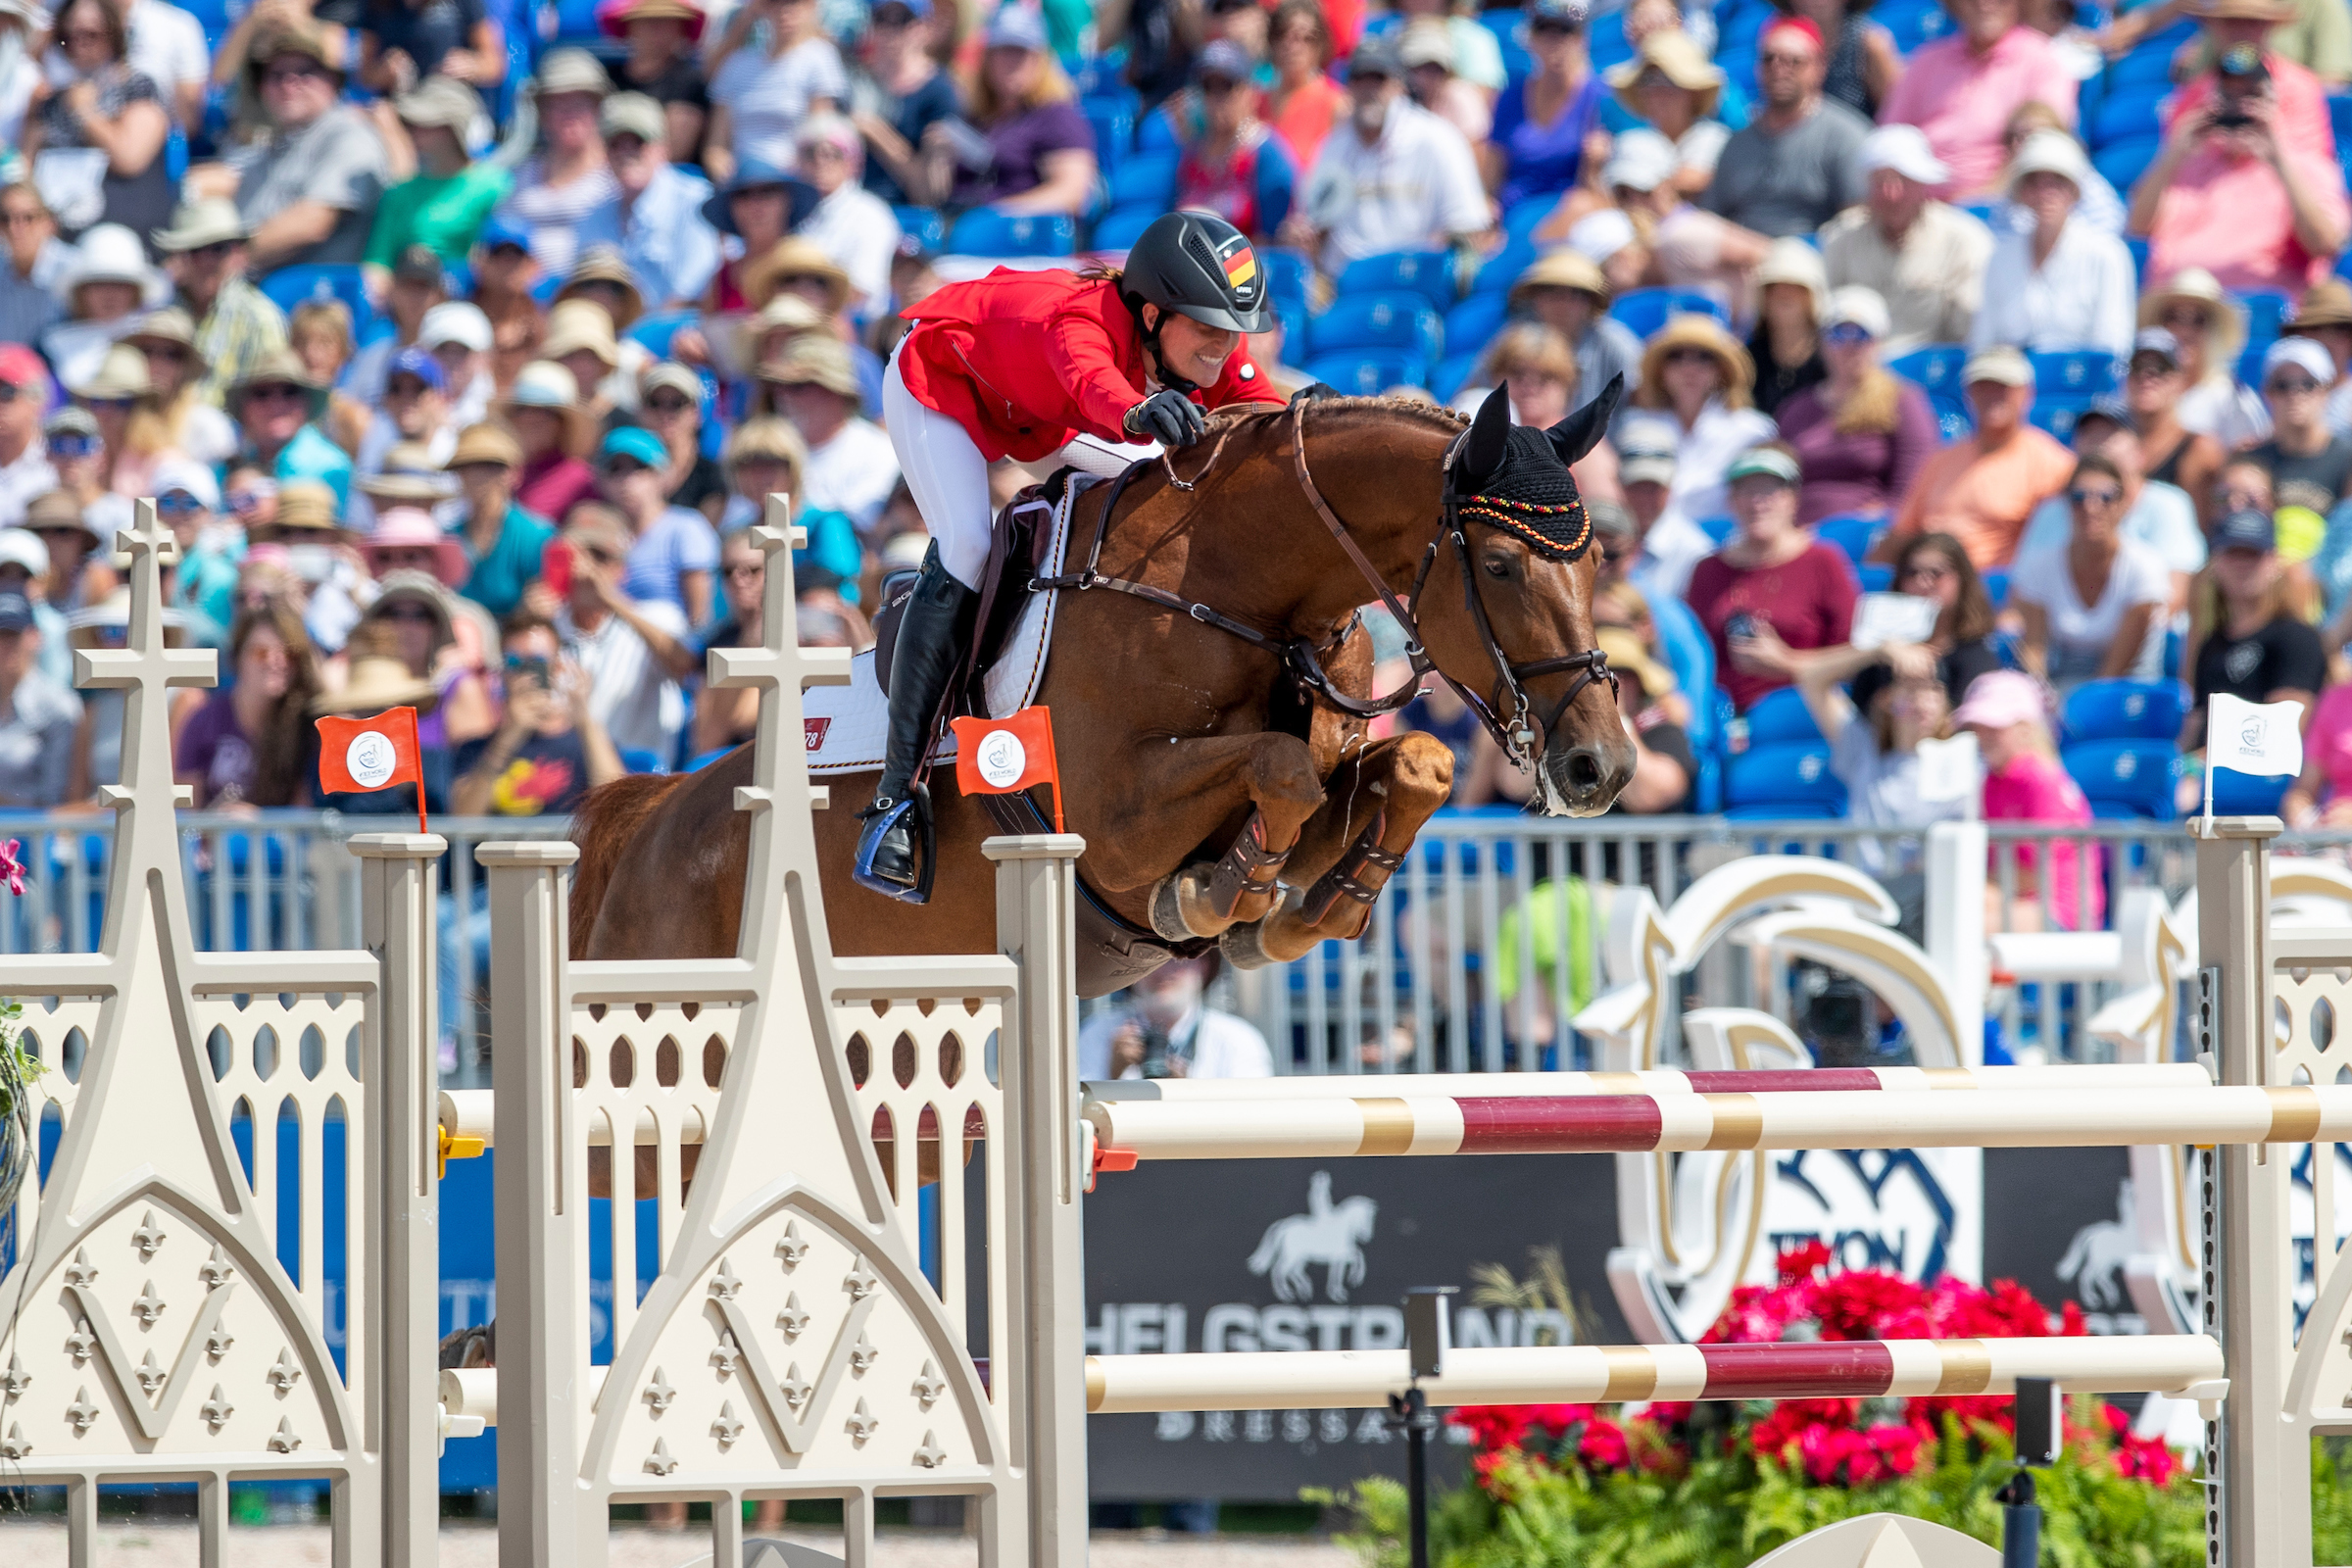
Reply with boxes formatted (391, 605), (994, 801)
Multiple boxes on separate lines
(1953, 669), (2106, 932)
(2280, 679), (2352, 825)
(2132, 42), (2350, 292)
(2153, 0), (2336, 162)
(1877, 0), (2078, 196)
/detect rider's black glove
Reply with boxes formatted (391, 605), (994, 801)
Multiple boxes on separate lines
(1126, 389), (1209, 448)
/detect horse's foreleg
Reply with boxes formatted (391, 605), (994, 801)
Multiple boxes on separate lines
(1088, 731), (1328, 940)
(1228, 732), (1455, 966)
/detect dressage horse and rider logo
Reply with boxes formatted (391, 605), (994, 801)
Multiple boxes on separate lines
(1247, 1173), (1378, 1304)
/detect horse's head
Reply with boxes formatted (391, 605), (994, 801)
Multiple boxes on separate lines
(1421, 379), (1639, 816)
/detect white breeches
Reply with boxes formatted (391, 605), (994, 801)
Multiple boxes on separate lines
(882, 344), (1159, 591)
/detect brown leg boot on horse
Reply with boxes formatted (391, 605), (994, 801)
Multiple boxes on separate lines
(572, 379), (1637, 994)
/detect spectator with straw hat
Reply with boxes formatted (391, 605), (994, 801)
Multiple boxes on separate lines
(367, 74), (508, 271)
(500, 362), (599, 523)
(1510, 249), (1642, 431)
(125, 306), (235, 465)
(230, 348), (352, 510)
(486, 47), (618, 278)
(2281, 277), (2352, 432)
(211, 19), (389, 275)
(151, 198), (287, 409)
(442, 421), (555, 620)
(602, 0), (710, 162)
(760, 334), (897, 534)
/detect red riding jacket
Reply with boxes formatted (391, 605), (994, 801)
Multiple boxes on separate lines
(896, 267), (1284, 464)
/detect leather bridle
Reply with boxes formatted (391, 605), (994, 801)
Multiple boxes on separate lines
(1031, 397), (1617, 772)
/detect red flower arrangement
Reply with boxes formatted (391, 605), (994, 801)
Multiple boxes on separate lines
(1446, 1246), (2161, 1494)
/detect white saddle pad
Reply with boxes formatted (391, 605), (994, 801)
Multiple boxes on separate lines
(803, 481), (1080, 776)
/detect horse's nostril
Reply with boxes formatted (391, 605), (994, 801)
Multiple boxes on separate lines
(1566, 749), (1602, 791)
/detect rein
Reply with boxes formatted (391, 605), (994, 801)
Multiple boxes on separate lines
(1032, 399), (1616, 770)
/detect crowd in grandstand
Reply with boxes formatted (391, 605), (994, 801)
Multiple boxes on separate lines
(0, 0), (2347, 938)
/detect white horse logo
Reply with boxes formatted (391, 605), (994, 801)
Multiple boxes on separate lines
(1247, 1172), (1378, 1302)
(2057, 1179), (2136, 1311)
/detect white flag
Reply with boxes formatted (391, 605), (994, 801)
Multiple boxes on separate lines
(1914, 732), (1981, 806)
(2208, 693), (2305, 779)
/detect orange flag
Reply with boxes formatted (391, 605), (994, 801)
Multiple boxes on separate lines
(317, 707), (427, 834)
(950, 706), (1063, 832)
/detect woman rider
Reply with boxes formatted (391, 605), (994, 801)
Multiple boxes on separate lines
(860, 211), (1282, 898)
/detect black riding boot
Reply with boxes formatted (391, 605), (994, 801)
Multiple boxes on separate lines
(854, 548), (975, 896)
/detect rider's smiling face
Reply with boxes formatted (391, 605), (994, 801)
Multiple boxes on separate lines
(1145, 305), (1241, 389)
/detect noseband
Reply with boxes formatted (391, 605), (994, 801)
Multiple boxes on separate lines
(1032, 398), (1616, 771)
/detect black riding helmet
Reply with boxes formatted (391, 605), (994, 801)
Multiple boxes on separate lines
(1121, 212), (1276, 336)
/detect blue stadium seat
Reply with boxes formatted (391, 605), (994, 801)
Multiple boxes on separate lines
(1858, 564), (1894, 592)
(895, 205), (947, 255)
(1697, 514), (1736, 546)
(627, 308), (699, 359)
(946, 210), (1076, 256)
(1983, 569), (2009, 607)
(1481, 9), (1533, 78)
(1305, 293), (1444, 359)
(1813, 512), (1884, 564)
(1474, 238), (1540, 295)
(2090, 87), (2168, 149)
(1610, 288), (1727, 339)
(1930, 391), (1974, 441)
(2064, 740), (2180, 819)
(259, 265), (373, 338)
(1263, 248), (1312, 316)
(1136, 110), (1179, 154)
(2210, 764), (2291, 815)
(1503, 197), (1558, 240)
(618, 747), (666, 775)
(1091, 206), (1161, 250)
(1303, 351), (1429, 395)
(1880, 1), (1954, 52)
(1081, 98), (1135, 171)
(2031, 404), (2081, 440)
(1588, 7), (1633, 67)
(2127, 235), (2150, 281)
(548, 0), (600, 41)
(2109, 34), (2187, 87)
(1337, 250), (1457, 312)
(1445, 292), (1511, 356)
(2063, 678), (2186, 743)
(2242, 289), (2292, 347)
(2029, 348), (2118, 403)
(1105, 149), (1179, 210)
(1725, 742), (1847, 815)
(2331, 94), (2352, 152)
(1744, 686), (1825, 746)
(1433, 351), (1484, 403)
(1888, 343), (1969, 395)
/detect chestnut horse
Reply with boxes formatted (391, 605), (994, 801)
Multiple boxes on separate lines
(566, 385), (1637, 987)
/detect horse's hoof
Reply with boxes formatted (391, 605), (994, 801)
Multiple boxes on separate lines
(1219, 917), (1277, 969)
(1149, 869), (1234, 942)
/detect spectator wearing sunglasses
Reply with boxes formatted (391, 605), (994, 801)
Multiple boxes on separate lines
(2249, 336), (2352, 520)
(200, 20), (388, 277)
(2011, 453), (2173, 689)
(74, 342), (181, 501)
(42, 410), (107, 513)
(152, 458), (236, 644)
(598, 425), (719, 627)
(572, 93), (721, 315)
(228, 348), (354, 512)
(638, 363), (725, 525)
(25, 0), (173, 240)
(124, 306), (235, 466)
(151, 198), (290, 410)
(0, 527), (69, 689)
(0, 347), (56, 532)
(551, 505), (699, 760)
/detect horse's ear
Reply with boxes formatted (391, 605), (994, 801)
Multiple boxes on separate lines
(1459, 384), (1512, 487)
(1290, 382), (1338, 405)
(1546, 374), (1625, 467)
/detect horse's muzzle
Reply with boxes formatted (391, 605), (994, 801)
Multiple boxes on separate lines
(1544, 735), (1640, 817)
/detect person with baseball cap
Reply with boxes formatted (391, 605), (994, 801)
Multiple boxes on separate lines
(1950, 669), (2104, 932)
(0, 576), (79, 808)
(481, 48), (616, 278)
(2182, 506), (2326, 760)
(1971, 129), (2137, 359)
(2248, 334), (2352, 514)
(547, 501), (699, 760)
(1874, 0), (2079, 198)
(1703, 14), (1872, 237)
(2130, 19), (2348, 294)
(2013, 391), (2209, 586)
(442, 421), (554, 620)
(1820, 124), (1995, 355)
(1689, 442), (1859, 711)
(1276, 29), (1492, 272)
(572, 92), (723, 312)
(0, 347), (55, 533)
(596, 424), (720, 625)
(1880, 346), (2077, 569)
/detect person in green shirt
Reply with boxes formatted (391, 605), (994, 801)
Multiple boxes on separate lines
(365, 74), (513, 291)
(443, 420), (558, 620)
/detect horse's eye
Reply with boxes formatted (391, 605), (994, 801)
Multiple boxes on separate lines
(1483, 555), (1514, 579)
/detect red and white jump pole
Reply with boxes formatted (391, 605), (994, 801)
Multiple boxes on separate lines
(1083, 1084), (2352, 1162)
(1085, 1062), (2214, 1101)
(1082, 1335), (2228, 1413)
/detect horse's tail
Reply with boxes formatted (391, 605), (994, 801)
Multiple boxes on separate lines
(567, 773), (693, 958)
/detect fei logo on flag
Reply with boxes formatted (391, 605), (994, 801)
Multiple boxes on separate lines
(2208, 692), (2304, 779)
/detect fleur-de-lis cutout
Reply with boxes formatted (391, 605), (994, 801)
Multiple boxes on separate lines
(849, 1332), (879, 1375)
(268, 1349), (302, 1393)
(2, 1353), (28, 1400)
(135, 1350), (166, 1396)
(775, 1221), (808, 1270)
(913, 1431), (947, 1469)
(199, 1246), (234, 1290)
(912, 1360), (946, 1409)
(201, 1385), (233, 1433)
(710, 1331), (743, 1379)
(645, 1438), (678, 1476)
(777, 1293), (809, 1340)
(710, 1259), (742, 1301)
(63, 1248), (97, 1287)
(268, 1417), (301, 1453)
(711, 1401), (744, 1447)
(131, 1210), (167, 1260)
(65, 1321), (95, 1366)
(206, 1326), (235, 1361)
(643, 1369), (676, 1413)
(0, 1423), (28, 1460)
(844, 1398), (879, 1444)
(844, 1257), (877, 1300)
(65, 1387), (98, 1433)
(779, 1363), (811, 1413)
(131, 1282), (166, 1326)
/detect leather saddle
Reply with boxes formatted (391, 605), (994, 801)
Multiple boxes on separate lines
(871, 473), (1077, 699)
